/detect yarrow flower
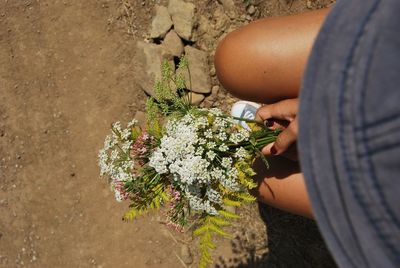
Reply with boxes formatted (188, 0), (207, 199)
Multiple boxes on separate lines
(99, 58), (279, 268)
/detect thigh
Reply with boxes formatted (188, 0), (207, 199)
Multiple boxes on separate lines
(214, 9), (329, 103)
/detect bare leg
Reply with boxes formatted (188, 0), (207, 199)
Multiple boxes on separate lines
(214, 9), (329, 104)
(252, 157), (314, 219)
(214, 10), (330, 218)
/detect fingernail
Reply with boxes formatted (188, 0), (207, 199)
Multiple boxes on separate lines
(264, 119), (274, 127)
(270, 146), (277, 155)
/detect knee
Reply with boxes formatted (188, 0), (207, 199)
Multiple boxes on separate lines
(214, 31), (248, 99)
(214, 27), (279, 103)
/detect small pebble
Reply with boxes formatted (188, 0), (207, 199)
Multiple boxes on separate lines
(247, 5), (255, 15)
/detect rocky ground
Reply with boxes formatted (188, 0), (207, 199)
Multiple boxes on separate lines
(1, 0), (336, 267)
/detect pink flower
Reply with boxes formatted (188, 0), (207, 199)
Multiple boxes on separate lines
(113, 181), (130, 202)
(130, 131), (155, 163)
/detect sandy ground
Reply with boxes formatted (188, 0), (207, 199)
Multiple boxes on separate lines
(0, 1), (336, 267)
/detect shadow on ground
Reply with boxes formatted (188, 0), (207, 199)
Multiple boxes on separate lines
(216, 203), (338, 268)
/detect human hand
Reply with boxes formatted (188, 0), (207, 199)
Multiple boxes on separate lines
(256, 98), (299, 160)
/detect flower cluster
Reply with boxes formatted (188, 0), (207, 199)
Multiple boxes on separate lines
(148, 110), (252, 216)
(98, 120), (138, 202)
(98, 58), (279, 268)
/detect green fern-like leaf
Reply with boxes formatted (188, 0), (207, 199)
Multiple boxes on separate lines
(233, 192), (257, 202)
(208, 223), (230, 237)
(193, 223), (210, 236)
(195, 214), (235, 268)
(123, 208), (146, 221)
(209, 216), (231, 226)
(218, 209), (240, 219)
(222, 198), (241, 207)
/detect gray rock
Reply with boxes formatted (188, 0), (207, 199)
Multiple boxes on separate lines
(217, 0), (236, 19)
(150, 5), (173, 39)
(247, 5), (256, 15)
(188, 92), (205, 105)
(163, 30), (183, 57)
(180, 244), (193, 264)
(211, 85), (219, 96)
(179, 46), (211, 94)
(134, 111), (147, 128)
(209, 66), (216, 77)
(168, 0), (195, 40)
(213, 6), (230, 32)
(134, 41), (174, 96)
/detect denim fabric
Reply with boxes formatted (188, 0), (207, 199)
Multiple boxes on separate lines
(299, 0), (400, 267)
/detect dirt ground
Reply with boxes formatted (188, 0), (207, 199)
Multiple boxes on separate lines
(0, 0), (336, 267)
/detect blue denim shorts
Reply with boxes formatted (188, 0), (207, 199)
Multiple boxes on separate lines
(298, 0), (400, 267)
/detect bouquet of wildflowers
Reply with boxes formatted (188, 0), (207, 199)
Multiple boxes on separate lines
(98, 58), (279, 267)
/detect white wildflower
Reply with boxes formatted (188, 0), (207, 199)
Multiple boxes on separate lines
(235, 147), (248, 159)
(204, 129), (213, 139)
(208, 108), (223, 116)
(206, 151), (216, 161)
(195, 116), (209, 128)
(188, 194), (219, 215)
(103, 134), (117, 150)
(122, 141), (132, 151)
(149, 151), (168, 174)
(211, 168), (224, 181)
(206, 188), (222, 204)
(219, 144), (229, 152)
(217, 132), (227, 141)
(121, 128), (130, 140)
(110, 149), (119, 161)
(207, 142), (216, 149)
(195, 147), (205, 156)
(98, 149), (109, 175)
(112, 121), (122, 133)
(221, 157), (233, 169)
(127, 118), (138, 128)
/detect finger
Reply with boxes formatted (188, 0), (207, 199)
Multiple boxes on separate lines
(262, 119), (298, 156)
(264, 119), (289, 130)
(255, 98), (299, 123)
(262, 141), (299, 162)
(272, 119), (298, 155)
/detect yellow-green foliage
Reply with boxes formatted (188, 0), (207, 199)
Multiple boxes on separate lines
(145, 98), (162, 138)
(193, 194), (256, 268)
(236, 160), (258, 189)
(123, 183), (169, 221)
(194, 214), (232, 268)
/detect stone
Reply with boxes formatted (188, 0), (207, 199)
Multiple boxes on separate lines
(217, 0), (236, 19)
(213, 6), (230, 33)
(211, 85), (219, 96)
(247, 5), (256, 15)
(197, 15), (215, 37)
(180, 245), (193, 264)
(188, 92), (205, 105)
(162, 30), (183, 57)
(134, 41), (174, 96)
(150, 5), (173, 39)
(168, 0), (195, 40)
(209, 66), (216, 76)
(179, 46), (211, 94)
(134, 111), (147, 128)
